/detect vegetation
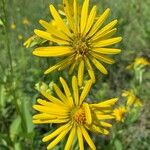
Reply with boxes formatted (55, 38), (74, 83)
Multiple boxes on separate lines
(0, 0), (150, 149)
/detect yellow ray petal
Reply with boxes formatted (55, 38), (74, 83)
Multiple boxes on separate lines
(49, 5), (72, 37)
(83, 103), (92, 125)
(92, 48), (121, 55)
(47, 125), (71, 150)
(58, 57), (74, 71)
(80, 80), (93, 104)
(39, 90), (64, 105)
(93, 37), (122, 47)
(63, 0), (75, 32)
(80, 0), (89, 34)
(69, 60), (77, 74)
(87, 8), (110, 38)
(78, 60), (84, 87)
(77, 127), (84, 150)
(33, 46), (73, 57)
(33, 114), (68, 120)
(74, 0), (79, 32)
(59, 77), (74, 106)
(36, 99), (63, 109)
(72, 76), (79, 105)
(39, 20), (70, 41)
(33, 113), (56, 120)
(83, 5), (97, 36)
(64, 126), (76, 150)
(43, 123), (70, 142)
(94, 28), (117, 41)
(44, 55), (75, 74)
(44, 62), (62, 74)
(80, 126), (96, 150)
(34, 29), (69, 45)
(37, 98), (52, 105)
(89, 57), (108, 74)
(91, 28), (117, 43)
(90, 52), (115, 64)
(36, 99), (68, 111)
(96, 114), (114, 120)
(85, 57), (95, 83)
(88, 124), (109, 135)
(99, 98), (118, 106)
(127, 95), (135, 106)
(100, 121), (112, 128)
(91, 98), (118, 108)
(32, 118), (68, 124)
(53, 83), (69, 105)
(92, 19), (118, 41)
(33, 105), (68, 114)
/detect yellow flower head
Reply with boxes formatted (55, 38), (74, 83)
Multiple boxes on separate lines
(18, 34), (23, 40)
(126, 57), (150, 70)
(22, 17), (30, 25)
(113, 106), (126, 122)
(122, 90), (142, 107)
(10, 23), (16, 30)
(33, 76), (118, 150)
(33, 0), (122, 85)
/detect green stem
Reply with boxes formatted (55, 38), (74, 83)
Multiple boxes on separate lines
(2, 0), (27, 133)
(2, 0), (13, 74)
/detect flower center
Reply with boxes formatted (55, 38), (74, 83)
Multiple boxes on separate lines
(72, 106), (86, 125)
(72, 35), (90, 56)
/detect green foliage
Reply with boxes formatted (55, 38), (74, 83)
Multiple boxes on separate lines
(0, 0), (150, 149)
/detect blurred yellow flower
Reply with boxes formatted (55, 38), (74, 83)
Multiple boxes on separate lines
(33, 76), (118, 150)
(122, 90), (142, 107)
(23, 35), (36, 48)
(32, 0), (122, 86)
(22, 17), (30, 25)
(113, 106), (127, 122)
(18, 34), (23, 40)
(10, 23), (16, 29)
(126, 57), (150, 69)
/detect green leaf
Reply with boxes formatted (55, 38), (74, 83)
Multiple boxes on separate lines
(0, 85), (6, 109)
(0, 19), (4, 26)
(9, 116), (21, 141)
(0, 145), (9, 150)
(14, 142), (22, 150)
(114, 139), (123, 150)
(20, 100), (34, 137)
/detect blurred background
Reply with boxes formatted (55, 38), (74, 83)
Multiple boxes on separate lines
(0, 0), (150, 149)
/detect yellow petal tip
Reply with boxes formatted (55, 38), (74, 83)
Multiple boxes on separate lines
(119, 37), (123, 42)
(39, 19), (43, 24)
(34, 29), (38, 34)
(32, 50), (36, 56)
(49, 4), (54, 10)
(42, 137), (49, 143)
(106, 8), (110, 12)
(44, 71), (48, 74)
(59, 77), (63, 81)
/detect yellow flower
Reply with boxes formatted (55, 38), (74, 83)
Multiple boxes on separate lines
(33, 76), (118, 150)
(32, 0), (122, 86)
(113, 106), (126, 122)
(126, 57), (150, 69)
(18, 34), (23, 40)
(10, 23), (16, 29)
(22, 17), (30, 25)
(122, 90), (142, 107)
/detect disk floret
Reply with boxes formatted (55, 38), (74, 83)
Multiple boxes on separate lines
(72, 106), (86, 125)
(72, 35), (90, 56)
